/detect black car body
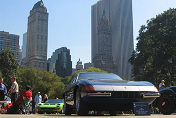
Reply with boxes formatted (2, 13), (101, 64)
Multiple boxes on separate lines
(155, 86), (176, 115)
(63, 72), (160, 115)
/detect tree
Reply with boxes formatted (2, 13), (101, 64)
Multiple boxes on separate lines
(130, 8), (176, 86)
(17, 68), (65, 99)
(0, 48), (18, 89)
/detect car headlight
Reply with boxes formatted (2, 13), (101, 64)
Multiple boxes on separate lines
(37, 104), (42, 107)
(56, 104), (60, 107)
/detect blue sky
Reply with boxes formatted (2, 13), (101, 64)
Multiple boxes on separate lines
(0, 0), (176, 67)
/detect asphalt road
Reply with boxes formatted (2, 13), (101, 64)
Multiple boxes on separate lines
(0, 114), (176, 118)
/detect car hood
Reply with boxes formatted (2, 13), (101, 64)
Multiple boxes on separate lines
(38, 103), (64, 107)
(80, 79), (157, 92)
(83, 79), (153, 86)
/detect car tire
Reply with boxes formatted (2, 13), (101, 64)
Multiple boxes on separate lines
(64, 101), (72, 115)
(158, 95), (175, 115)
(38, 111), (43, 114)
(75, 89), (88, 116)
(59, 108), (64, 114)
(109, 111), (118, 116)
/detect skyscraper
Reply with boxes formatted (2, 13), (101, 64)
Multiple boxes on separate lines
(48, 47), (72, 77)
(92, 10), (115, 73)
(22, 32), (27, 59)
(91, 0), (134, 79)
(25, 0), (48, 71)
(0, 31), (20, 63)
(55, 47), (72, 77)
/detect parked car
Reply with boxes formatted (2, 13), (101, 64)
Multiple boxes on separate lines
(0, 96), (11, 108)
(63, 72), (160, 116)
(37, 99), (64, 114)
(155, 86), (176, 115)
(0, 96), (11, 113)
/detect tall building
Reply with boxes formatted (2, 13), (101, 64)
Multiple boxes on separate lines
(91, 0), (134, 79)
(49, 49), (62, 72)
(25, 0), (48, 71)
(55, 47), (72, 77)
(22, 32), (27, 59)
(76, 59), (83, 70)
(0, 31), (20, 62)
(92, 10), (115, 73)
(48, 47), (72, 77)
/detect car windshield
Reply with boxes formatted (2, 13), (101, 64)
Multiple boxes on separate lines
(45, 99), (64, 103)
(78, 73), (122, 80)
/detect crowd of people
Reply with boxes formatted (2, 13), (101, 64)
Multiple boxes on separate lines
(0, 76), (48, 114)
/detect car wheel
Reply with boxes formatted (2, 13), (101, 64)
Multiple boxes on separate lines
(75, 89), (88, 116)
(38, 111), (43, 114)
(59, 108), (64, 114)
(64, 100), (72, 115)
(109, 111), (118, 116)
(158, 95), (175, 115)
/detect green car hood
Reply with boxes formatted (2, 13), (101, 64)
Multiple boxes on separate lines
(37, 103), (64, 108)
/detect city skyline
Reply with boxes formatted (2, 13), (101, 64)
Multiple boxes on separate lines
(1, 0), (176, 67)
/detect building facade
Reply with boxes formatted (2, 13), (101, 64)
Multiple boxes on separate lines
(55, 47), (72, 77)
(25, 0), (48, 71)
(22, 32), (27, 59)
(76, 59), (83, 70)
(84, 62), (93, 69)
(0, 31), (20, 62)
(92, 10), (115, 73)
(48, 47), (72, 77)
(91, 0), (134, 79)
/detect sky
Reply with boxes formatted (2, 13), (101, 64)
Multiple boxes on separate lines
(1, 0), (176, 67)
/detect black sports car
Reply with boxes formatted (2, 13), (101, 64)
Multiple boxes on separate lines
(63, 72), (160, 116)
(155, 86), (176, 115)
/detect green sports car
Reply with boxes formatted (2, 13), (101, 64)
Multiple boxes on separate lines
(37, 99), (64, 114)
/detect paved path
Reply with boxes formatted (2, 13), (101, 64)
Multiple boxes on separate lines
(0, 114), (176, 118)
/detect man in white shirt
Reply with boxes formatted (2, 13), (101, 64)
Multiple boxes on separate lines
(10, 77), (19, 102)
(34, 92), (42, 113)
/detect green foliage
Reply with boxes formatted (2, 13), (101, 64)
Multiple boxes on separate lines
(17, 68), (65, 99)
(0, 48), (18, 89)
(130, 8), (176, 87)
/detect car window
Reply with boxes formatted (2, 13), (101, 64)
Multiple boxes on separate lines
(78, 73), (122, 80)
(45, 99), (64, 103)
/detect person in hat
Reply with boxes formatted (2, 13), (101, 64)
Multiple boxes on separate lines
(0, 77), (7, 101)
(9, 77), (19, 102)
(159, 80), (165, 90)
(34, 92), (42, 113)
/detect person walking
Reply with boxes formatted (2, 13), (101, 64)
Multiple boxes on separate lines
(34, 92), (42, 113)
(9, 77), (19, 103)
(159, 80), (165, 90)
(0, 78), (7, 101)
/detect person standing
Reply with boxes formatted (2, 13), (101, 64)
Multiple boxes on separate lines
(159, 80), (165, 90)
(34, 92), (42, 113)
(43, 94), (48, 103)
(0, 78), (7, 101)
(10, 77), (19, 102)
